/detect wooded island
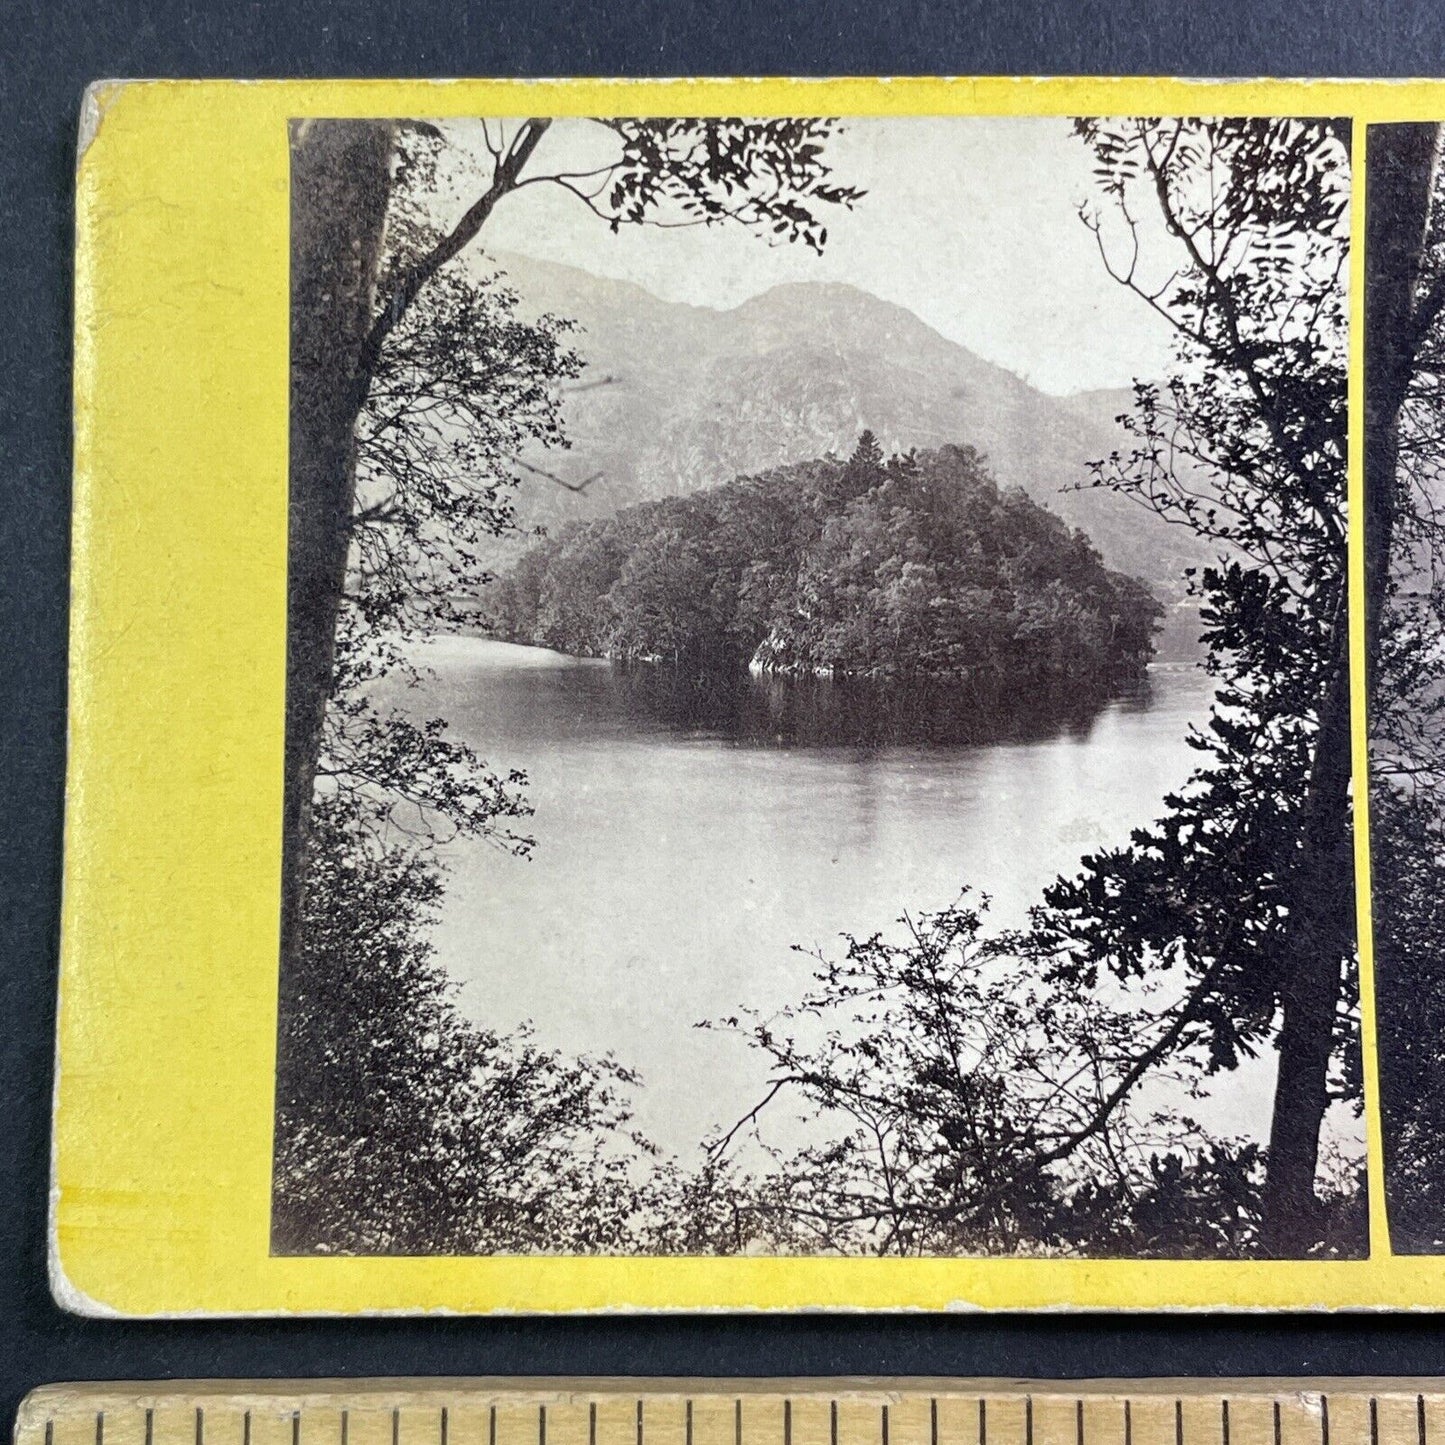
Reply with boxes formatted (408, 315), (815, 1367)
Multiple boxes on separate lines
(488, 436), (1163, 686)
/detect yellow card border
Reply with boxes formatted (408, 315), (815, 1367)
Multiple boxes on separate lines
(53, 75), (1445, 1316)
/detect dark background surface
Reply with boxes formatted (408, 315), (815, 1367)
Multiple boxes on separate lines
(9, 0), (1445, 1428)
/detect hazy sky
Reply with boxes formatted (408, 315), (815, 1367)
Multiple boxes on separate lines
(428, 116), (1180, 397)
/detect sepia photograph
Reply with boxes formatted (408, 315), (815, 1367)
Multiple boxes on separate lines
(272, 112), (1363, 1261)
(1365, 122), (1445, 1255)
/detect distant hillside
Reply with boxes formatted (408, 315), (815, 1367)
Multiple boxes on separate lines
(475, 250), (1215, 597)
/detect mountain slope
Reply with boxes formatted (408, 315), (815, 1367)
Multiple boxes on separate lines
(477, 250), (1212, 595)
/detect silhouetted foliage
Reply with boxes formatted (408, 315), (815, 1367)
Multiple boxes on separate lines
(489, 441), (1161, 687)
(272, 794), (660, 1254)
(688, 894), (1363, 1259)
(690, 895), (1239, 1256)
(1049, 117), (1360, 1255)
(324, 265), (583, 852)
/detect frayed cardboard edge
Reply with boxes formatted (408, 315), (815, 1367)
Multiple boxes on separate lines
(77, 80), (134, 169)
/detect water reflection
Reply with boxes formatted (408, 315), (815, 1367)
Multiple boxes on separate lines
(577, 661), (1150, 750)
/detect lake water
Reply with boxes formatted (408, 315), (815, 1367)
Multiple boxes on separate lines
(393, 637), (1273, 1158)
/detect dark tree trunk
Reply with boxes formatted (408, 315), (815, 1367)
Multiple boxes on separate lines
(1259, 653), (1355, 1256)
(1258, 123), (1441, 1256)
(279, 120), (394, 983)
